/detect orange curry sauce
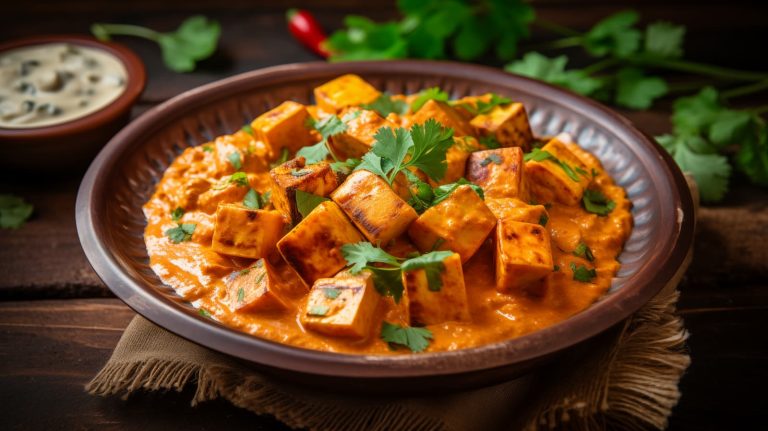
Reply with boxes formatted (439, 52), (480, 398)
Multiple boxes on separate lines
(143, 76), (633, 354)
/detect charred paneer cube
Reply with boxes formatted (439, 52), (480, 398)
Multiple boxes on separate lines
(211, 204), (286, 259)
(525, 138), (591, 206)
(467, 147), (526, 199)
(251, 101), (316, 159)
(226, 259), (288, 313)
(331, 170), (418, 244)
(408, 185), (496, 263)
(431, 136), (483, 186)
(269, 157), (340, 225)
(313, 74), (381, 113)
(485, 198), (549, 226)
(301, 270), (379, 338)
(277, 201), (364, 285)
(410, 99), (474, 137)
(470, 103), (533, 151)
(327, 108), (397, 160)
(495, 219), (553, 293)
(402, 253), (470, 326)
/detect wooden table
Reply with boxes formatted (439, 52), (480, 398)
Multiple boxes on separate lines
(2, 1), (767, 430)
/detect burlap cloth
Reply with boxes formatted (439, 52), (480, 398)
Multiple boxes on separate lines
(87, 180), (699, 431)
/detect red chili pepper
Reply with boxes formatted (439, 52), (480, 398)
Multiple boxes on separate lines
(286, 8), (330, 59)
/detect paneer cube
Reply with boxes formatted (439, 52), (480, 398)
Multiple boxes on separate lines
(470, 103), (533, 151)
(451, 93), (494, 120)
(212, 133), (264, 176)
(211, 204), (286, 259)
(301, 270), (379, 338)
(408, 185), (496, 263)
(402, 253), (470, 326)
(270, 157), (340, 225)
(430, 136), (483, 186)
(495, 220), (553, 293)
(226, 259), (288, 312)
(485, 198), (549, 225)
(251, 101), (316, 159)
(331, 170), (418, 244)
(277, 201), (364, 285)
(467, 147), (526, 199)
(196, 173), (257, 213)
(410, 99), (474, 137)
(313, 74), (381, 113)
(525, 138), (591, 206)
(327, 108), (397, 160)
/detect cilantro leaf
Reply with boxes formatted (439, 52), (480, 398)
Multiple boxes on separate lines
(524, 148), (583, 182)
(570, 262), (597, 283)
(313, 115), (348, 139)
(656, 134), (731, 202)
(271, 148), (290, 167)
(0, 194), (33, 229)
(295, 190), (329, 219)
(479, 135), (501, 149)
(372, 126), (414, 179)
(573, 242), (595, 261)
(228, 172), (248, 187)
(538, 213), (549, 227)
(296, 141), (331, 164)
(735, 124), (768, 187)
(228, 152), (242, 170)
(615, 68), (668, 109)
(165, 223), (196, 244)
(308, 305), (330, 317)
(298, 114), (353, 164)
(583, 10), (642, 58)
(381, 322), (433, 353)
(407, 119), (454, 181)
(341, 242), (400, 273)
(356, 152), (393, 181)
(93, 15), (221, 73)
(170, 207), (184, 222)
(454, 14), (494, 60)
(644, 22), (685, 59)
(241, 124), (254, 135)
(431, 178), (484, 206)
(672, 87), (753, 148)
(323, 288), (341, 300)
(369, 267), (407, 303)
(582, 189), (616, 215)
(401, 250), (453, 292)
(361, 93), (409, 117)
(330, 158), (362, 175)
(505, 52), (603, 96)
(411, 87), (449, 112)
(327, 16), (407, 61)
(243, 189), (261, 209)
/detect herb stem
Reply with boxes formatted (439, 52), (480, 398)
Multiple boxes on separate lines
(721, 79), (768, 100)
(533, 18), (581, 37)
(751, 105), (768, 115)
(539, 36), (583, 50)
(91, 23), (161, 41)
(581, 58), (620, 75)
(628, 56), (768, 81)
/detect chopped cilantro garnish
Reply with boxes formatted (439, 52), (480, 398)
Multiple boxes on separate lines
(229, 172), (249, 187)
(411, 87), (449, 112)
(582, 189), (616, 216)
(380, 322), (433, 353)
(295, 190), (329, 218)
(243, 189), (261, 209)
(570, 262), (597, 283)
(201, 145), (213, 153)
(241, 124), (254, 135)
(198, 308), (212, 318)
(270, 148), (290, 167)
(291, 168), (312, 177)
(165, 223), (196, 244)
(573, 242), (595, 261)
(524, 148), (582, 182)
(228, 152), (242, 170)
(308, 305), (330, 317)
(237, 287), (245, 303)
(480, 153), (503, 167)
(479, 135), (501, 149)
(538, 213), (549, 227)
(170, 207), (184, 222)
(361, 93), (409, 117)
(323, 288), (341, 299)
(297, 113), (357, 164)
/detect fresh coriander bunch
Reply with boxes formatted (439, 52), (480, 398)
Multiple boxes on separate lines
(92, 15), (221, 72)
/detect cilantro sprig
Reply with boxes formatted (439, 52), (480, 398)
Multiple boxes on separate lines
(582, 189), (616, 216)
(165, 223), (196, 244)
(361, 93), (409, 117)
(381, 322), (433, 353)
(408, 178), (484, 214)
(295, 190), (329, 218)
(298, 111), (360, 164)
(356, 118), (454, 186)
(92, 16), (220, 72)
(341, 242), (453, 302)
(243, 189), (271, 209)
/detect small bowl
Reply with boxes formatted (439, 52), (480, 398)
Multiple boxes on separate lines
(0, 35), (145, 172)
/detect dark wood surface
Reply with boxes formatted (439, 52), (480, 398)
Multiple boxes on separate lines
(2, 1), (767, 430)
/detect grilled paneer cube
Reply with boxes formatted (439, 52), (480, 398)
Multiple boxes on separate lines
(327, 108), (397, 160)
(525, 138), (591, 206)
(495, 220), (553, 293)
(410, 99), (474, 137)
(277, 201), (364, 285)
(408, 185), (496, 263)
(270, 157), (340, 225)
(226, 259), (288, 312)
(402, 253), (470, 326)
(251, 101), (316, 159)
(470, 103), (533, 151)
(313, 74), (381, 113)
(331, 170), (418, 244)
(211, 204), (286, 259)
(485, 198), (549, 225)
(467, 147), (526, 199)
(430, 136), (483, 186)
(301, 270), (379, 338)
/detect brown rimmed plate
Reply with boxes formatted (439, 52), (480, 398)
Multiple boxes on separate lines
(76, 61), (694, 393)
